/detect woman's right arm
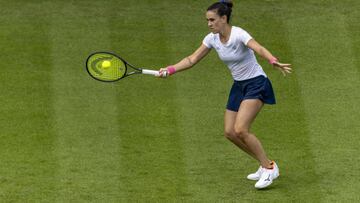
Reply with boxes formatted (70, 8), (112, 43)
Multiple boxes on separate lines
(159, 44), (211, 77)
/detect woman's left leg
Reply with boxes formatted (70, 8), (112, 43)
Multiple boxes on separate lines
(233, 99), (271, 168)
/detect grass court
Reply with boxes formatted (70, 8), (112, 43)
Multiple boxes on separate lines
(0, 0), (359, 202)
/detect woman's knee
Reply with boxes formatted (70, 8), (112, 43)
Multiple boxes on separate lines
(224, 127), (249, 141)
(234, 125), (250, 140)
(224, 128), (234, 139)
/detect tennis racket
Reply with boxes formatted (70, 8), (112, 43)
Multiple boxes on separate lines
(86, 52), (161, 82)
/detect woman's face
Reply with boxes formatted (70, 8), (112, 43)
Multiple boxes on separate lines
(206, 10), (227, 34)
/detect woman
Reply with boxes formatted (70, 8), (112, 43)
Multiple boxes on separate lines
(159, 0), (291, 189)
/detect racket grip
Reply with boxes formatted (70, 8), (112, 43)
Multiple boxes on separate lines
(142, 69), (160, 76)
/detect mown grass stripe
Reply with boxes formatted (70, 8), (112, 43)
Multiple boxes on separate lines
(285, 9), (360, 202)
(107, 1), (189, 201)
(0, 2), (56, 201)
(161, 1), (232, 201)
(50, 1), (122, 201)
(258, 13), (323, 202)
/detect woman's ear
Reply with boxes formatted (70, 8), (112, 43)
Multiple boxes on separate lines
(220, 15), (228, 23)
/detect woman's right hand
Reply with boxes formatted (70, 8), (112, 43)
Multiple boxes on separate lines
(158, 68), (169, 78)
(158, 66), (177, 78)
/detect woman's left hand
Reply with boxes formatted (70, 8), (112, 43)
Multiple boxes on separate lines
(273, 62), (292, 76)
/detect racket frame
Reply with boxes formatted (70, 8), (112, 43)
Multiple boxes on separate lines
(86, 51), (159, 82)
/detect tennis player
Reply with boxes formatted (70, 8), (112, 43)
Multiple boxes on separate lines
(159, 0), (291, 189)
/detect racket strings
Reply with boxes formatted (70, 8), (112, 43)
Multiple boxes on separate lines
(87, 53), (126, 81)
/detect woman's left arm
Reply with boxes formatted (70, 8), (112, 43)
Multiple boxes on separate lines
(247, 39), (292, 76)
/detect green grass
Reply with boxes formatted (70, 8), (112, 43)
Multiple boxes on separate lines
(0, 0), (359, 202)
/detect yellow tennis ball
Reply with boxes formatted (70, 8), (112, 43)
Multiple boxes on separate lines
(102, 60), (111, 68)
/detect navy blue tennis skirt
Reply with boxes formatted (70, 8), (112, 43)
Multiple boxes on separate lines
(226, 75), (276, 112)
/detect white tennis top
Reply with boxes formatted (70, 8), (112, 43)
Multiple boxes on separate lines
(202, 26), (266, 81)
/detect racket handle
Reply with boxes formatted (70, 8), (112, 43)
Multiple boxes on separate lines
(142, 69), (160, 76)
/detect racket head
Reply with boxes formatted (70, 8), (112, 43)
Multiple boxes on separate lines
(86, 52), (127, 82)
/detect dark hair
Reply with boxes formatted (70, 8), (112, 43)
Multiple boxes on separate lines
(207, 0), (233, 23)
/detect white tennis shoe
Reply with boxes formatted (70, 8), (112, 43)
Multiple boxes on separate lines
(247, 161), (279, 181)
(255, 167), (275, 189)
(247, 166), (262, 180)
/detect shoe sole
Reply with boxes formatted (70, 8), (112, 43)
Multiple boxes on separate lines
(255, 180), (273, 189)
(248, 173), (279, 181)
